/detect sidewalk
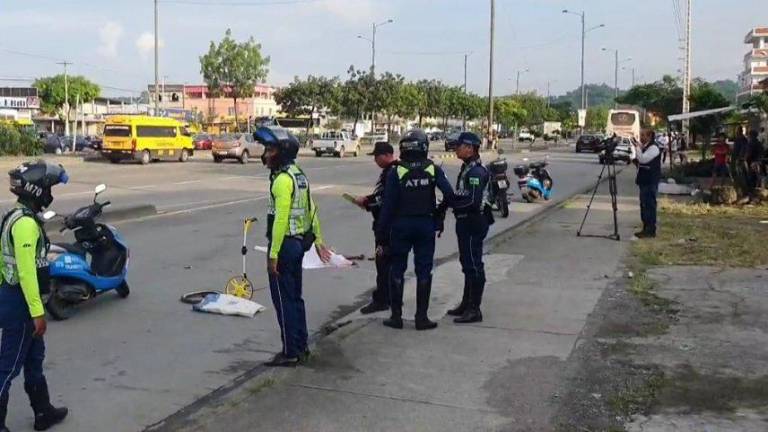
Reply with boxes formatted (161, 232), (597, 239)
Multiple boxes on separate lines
(155, 170), (642, 432)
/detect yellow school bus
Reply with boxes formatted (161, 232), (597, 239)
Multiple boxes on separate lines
(102, 115), (194, 165)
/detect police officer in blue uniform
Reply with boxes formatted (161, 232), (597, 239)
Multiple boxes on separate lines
(442, 132), (492, 324)
(376, 130), (455, 330)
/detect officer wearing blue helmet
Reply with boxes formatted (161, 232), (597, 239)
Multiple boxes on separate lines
(253, 126), (331, 367)
(375, 129), (455, 330)
(441, 132), (492, 324)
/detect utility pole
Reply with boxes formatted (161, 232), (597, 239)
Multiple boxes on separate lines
(614, 49), (619, 102)
(56, 61), (72, 136)
(632, 67), (636, 87)
(546, 81), (551, 108)
(154, 0), (160, 115)
(463, 53), (469, 130)
(580, 12), (586, 110)
(682, 0), (692, 141)
(488, 0), (495, 147)
(515, 68), (529, 95)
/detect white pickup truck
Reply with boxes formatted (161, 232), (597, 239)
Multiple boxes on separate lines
(311, 131), (360, 158)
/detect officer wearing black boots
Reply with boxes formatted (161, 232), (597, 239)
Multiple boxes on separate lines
(443, 132), (492, 323)
(375, 129), (455, 330)
(0, 161), (69, 432)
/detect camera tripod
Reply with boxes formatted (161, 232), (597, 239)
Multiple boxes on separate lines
(577, 158), (620, 241)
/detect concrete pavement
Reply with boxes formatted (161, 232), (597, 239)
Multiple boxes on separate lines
(155, 167), (643, 432)
(1, 149), (605, 432)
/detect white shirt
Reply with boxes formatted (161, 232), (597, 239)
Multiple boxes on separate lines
(636, 143), (661, 164)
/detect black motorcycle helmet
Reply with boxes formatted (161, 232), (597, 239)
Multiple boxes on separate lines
(399, 129), (429, 160)
(253, 126), (300, 167)
(455, 131), (482, 148)
(9, 160), (69, 210)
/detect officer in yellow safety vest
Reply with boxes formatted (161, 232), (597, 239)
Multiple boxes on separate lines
(253, 127), (331, 367)
(0, 160), (69, 432)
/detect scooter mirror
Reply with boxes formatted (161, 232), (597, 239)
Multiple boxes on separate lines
(42, 210), (57, 221)
(95, 184), (107, 195)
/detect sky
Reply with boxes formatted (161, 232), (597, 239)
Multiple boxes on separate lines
(0, 0), (763, 98)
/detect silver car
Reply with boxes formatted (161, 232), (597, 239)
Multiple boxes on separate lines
(211, 133), (264, 164)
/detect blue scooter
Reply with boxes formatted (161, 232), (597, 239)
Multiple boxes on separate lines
(44, 184), (130, 320)
(513, 158), (554, 202)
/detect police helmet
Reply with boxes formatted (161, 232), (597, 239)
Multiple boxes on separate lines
(455, 131), (482, 148)
(253, 126), (300, 165)
(399, 129), (429, 157)
(9, 160), (69, 209)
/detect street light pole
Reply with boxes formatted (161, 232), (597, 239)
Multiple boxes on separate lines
(488, 0), (495, 147)
(682, 0), (692, 141)
(154, 0), (159, 115)
(515, 68), (529, 95)
(463, 52), (471, 130)
(563, 9), (604, 133)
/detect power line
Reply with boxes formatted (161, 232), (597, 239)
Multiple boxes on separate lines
(0, 48), (151, 80)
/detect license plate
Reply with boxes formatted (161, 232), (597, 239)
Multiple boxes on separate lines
(497, 180), (508, 188)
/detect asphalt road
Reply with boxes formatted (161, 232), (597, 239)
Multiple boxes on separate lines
(3, 146), (604, 432)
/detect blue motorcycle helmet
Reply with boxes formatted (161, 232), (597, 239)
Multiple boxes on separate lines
(253, 126), (300, 167)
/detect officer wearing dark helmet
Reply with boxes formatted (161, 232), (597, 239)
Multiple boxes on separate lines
(253, 126), (331, 367)
(376, 129), (455, 330)
(442, 132), (492, 324)
(0, 161), (69, 432)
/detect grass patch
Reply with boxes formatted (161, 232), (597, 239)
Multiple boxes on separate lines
(247, 377), (277, 395)
(608, 370), (667, 418)
(658, 365), (768, 413)
(631, 199), (768, 268)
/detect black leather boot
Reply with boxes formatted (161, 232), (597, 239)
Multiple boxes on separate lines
(415, 278), (437, 330)
(1, 390), (9, 432)
(455, 272), (484, 324)
(383, 277), (404, 329)
(25, 382), (68, 431)
(447, 276), (470, 316)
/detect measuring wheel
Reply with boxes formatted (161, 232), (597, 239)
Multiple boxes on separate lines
(225, 275), (254, 300)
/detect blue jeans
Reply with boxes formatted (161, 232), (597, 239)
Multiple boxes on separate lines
(639, 183), (658, 234)
(267, 238), (307, 358)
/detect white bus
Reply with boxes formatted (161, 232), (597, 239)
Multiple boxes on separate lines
(605, 109), (641, 139)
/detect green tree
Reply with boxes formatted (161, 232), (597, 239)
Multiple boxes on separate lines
(494, 98), (526, 131)
(616, 75), (682, 124)
(274, 75), (339, 137)
(371, 72), (406, 134)
(689, 79), (730, 157)
(553, 83), (622, 110)
(711, 79), (740, 103)
(338, 66), (374, 137)
(200, 28), (270, 130)
(585, 106), (609, 132)
(33, 75), (100, 116)
(415, 79), (446, 127)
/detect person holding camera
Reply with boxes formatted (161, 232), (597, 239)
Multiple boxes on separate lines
(632, 128), (662, 239)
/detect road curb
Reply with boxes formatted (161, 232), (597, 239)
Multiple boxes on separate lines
(46, 204), (157, 231)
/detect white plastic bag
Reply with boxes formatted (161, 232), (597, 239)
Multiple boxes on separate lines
(253, 245), (354, 269)
(193, 293), (266, 318)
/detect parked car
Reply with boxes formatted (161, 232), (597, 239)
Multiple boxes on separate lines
(575, 134), (604, 153)
(518, 130), (535, 143)
(193, 133), (213, 150)
(44, 135), (90, 154)
(311, 130), (360, 157)
(429, 131), (445, 142)
(87, 135), (103, 151)
(212, 133), (263, 164)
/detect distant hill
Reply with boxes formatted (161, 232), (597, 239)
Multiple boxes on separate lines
(710, 79), (739, 103)
(553, 83), (624, 109)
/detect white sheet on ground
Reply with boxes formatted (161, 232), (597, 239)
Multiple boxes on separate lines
(192, 293), (266, 318)
(254, 245), (354, 269)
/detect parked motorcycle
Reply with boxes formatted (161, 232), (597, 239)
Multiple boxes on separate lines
(44, 184), (130, 320)
(513, 158), (554, 202)
(487, 153), (511, 218)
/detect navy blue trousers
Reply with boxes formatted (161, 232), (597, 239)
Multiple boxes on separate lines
(456, 216), (488, 278)
(267, 238), (308, 358)
(1, 321), (47, 413)
(639, 183), (658, 234)
(389, 216), (436, 299)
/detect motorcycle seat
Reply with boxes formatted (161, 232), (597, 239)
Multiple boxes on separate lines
(53, 242), (87, 257)
(529, 161), (547, 169)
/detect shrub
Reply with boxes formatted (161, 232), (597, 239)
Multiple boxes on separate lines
(0, 124), (43, 156)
